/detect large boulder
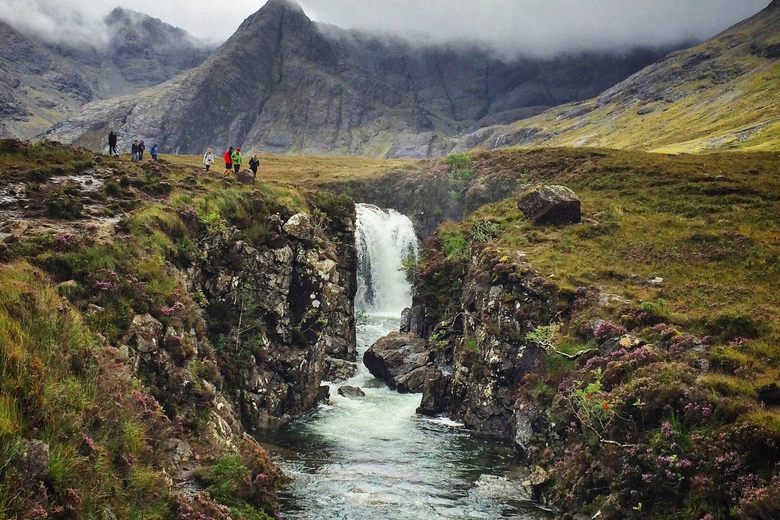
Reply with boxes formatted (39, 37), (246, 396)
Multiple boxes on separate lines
(517, 185), (581, 225)
(363, 332), (437, 393)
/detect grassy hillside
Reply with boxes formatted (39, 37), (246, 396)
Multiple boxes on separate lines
(413, 147), (780, 518)
(1, 140), (380, 519)
(461, 2), (780, 154)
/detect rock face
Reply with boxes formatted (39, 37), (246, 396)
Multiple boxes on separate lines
(47, 0), (672, 157)
(363, 332), (438, 393)
(412, 249), (557, 440)
(517, 185), (581, 225)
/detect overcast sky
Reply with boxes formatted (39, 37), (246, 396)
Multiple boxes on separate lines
(0, 0), (771, 57)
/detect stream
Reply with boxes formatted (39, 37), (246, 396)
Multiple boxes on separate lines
(264, 204), (546, 519)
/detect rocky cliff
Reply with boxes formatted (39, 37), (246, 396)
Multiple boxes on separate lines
(47, 0), (673, 157)
(0, 9), (212, 140)
(0, 140), (357, 517)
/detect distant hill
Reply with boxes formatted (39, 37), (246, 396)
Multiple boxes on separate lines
(457, 0), (780, 153)
(0, 8), (212, 139)
(47, 0), (674, 157)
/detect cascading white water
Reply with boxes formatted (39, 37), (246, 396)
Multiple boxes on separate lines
(266, 203), (542, 519)
(355, 203), (418, 316)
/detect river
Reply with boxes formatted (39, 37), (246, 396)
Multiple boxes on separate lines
(264, 204), (546, 519)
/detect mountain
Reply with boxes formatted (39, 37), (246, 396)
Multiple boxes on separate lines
(0, 8), (212, 139)
(47, 0), (674, 157)
(456, 0), (780, 153)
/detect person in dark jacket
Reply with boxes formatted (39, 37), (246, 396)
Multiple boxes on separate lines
(108, 131), (118, 156)
(138, 140), (146, 161)
(131, 140), (139, 161)
(150, 143), (159, 161)
(249, 154), (260, 181)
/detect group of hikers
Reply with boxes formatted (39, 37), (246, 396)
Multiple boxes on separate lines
(203, 146), (261, 180)
(108, 131), (260, 180)
(107, 131), (158, 161)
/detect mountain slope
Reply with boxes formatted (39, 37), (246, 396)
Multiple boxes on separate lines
(457, 0), (780, 153)
(47, 0), (673, 157)
(0, 8), (211, 140)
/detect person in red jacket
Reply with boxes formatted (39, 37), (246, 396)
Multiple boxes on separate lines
(224, 147), (234, 175)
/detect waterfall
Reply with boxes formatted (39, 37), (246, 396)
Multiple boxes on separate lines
(355, 203), (418, 316)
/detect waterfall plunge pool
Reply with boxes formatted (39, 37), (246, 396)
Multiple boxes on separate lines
(262, 204), (549, 519)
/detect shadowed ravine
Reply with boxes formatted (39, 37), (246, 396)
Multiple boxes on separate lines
(262, 204), (547, 519)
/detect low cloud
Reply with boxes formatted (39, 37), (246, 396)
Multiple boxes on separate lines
(0, 0), (771, 58)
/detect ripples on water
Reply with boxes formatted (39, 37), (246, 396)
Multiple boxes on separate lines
(262, 317), (549, 520)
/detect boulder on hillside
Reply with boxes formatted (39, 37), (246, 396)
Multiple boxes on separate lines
(236, 169), (256, 184)
(363, 332), (437, 393)
(517, 185), (581, 225)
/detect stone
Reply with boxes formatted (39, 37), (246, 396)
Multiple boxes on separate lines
(236, 169), (256, 184)
(128, 313), (163, 353)
(283, 213), (314, 241)
(19, 440), (49, 481)
(418, 370), (449, 415)
(338, 385), (366, 398)
(363, 332), (436, 393)
(517, 185), (581, 225)
(317, 385), (330, 403)
(324, 357), (358, 382)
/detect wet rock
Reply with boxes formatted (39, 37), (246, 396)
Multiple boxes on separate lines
(363, 332), (437, 393)
(317, 385), (330, 403)
(338, 385), (366, 398)
(127, 313), (164, 353)
(282, 212), (314, 241)
(418, 370), (450, 415)
(517, 185), (581, 225)
(324, 357), (358, 382)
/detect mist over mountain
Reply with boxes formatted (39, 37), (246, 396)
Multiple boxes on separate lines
(47, 0), (677, 157)
(0, 8), (212, 139)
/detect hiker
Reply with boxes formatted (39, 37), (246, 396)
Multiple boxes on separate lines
(108, 131), (118, 156)
(131, 140), (139, 161)
(224, 147), (233, 175)
(138, 140), (146, 161)
(150, 143), (159, 161)
(231, 147), (243, 175)
(249, 154), (260, 181)
(203, 148), (214, 172)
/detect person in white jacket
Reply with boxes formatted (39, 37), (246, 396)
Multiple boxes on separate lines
(203, 148), (214, 172)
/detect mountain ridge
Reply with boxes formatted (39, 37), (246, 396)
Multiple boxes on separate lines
(47, 0), (676, 157)
(0, 8), (212, 139)
(455, 0), (780, 153)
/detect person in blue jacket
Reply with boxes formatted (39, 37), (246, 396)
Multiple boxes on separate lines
(150, 143), (159, 161)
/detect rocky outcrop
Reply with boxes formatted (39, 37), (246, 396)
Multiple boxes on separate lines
(517, 185), (581, 225)
(413, 249), (558, 440)
(180, 210), (357, 429)
(363, 332), (438, 393)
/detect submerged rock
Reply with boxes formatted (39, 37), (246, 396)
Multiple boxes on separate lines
(517, 185), (581, 225)
(363, 332), (437, 393)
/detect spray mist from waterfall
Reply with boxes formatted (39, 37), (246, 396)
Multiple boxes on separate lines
(355, 203), (419, 317)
